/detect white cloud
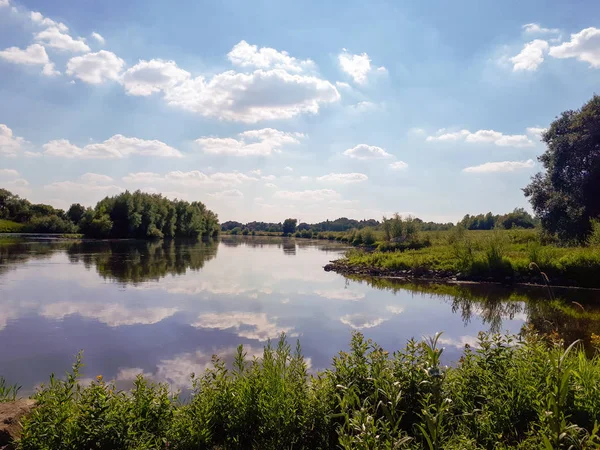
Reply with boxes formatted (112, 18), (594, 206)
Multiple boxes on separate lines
(121, 59), (191, 95)
(193, 311), (292, 341)
(317, 172), (368, 183)
(340, 313), (386, 330)
(343, 144), (392, 159)
(261, 174), (276, 181)
(389, 161), (408, 170)
(314, 289), (365, 301)
(43, 134), (182, 158)
(549, 27), (600, 67)
(338, 50), (371, 84)
(195, 128), (303, 156)
(427, 129), (534, 147)
(208, 189), (244, 199)
(41, 302), (177, 327)
(0, 169), (19, 177)
(274, 189), (341, 202)
(284, 166), (293, 172)
(66, 50), (124, 84)
(264, 183), (277, 188)
(439, 335), (480, 350)
(0, 0), (9, 7)
(35, 26), (90, 53)
(522, 23), (560, 35)
(526, 127), (547, 140)
(30, 11), (69, 32)
(0, 44), (58, 76)
(164, 68), (340, 123)
(335, 81), (351, 89)
(386, 305), (404, 315)
(227, 40), (314, 72)
(462, 159), (535, 173)
(123, 171), (257, 188)
(0, 124), (25, 156)
(91, 32), (105, 45)
(510, 39), (549, 71)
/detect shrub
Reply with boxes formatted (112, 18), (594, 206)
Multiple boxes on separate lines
(587, 219), (600, 247)
(23, 215), (77, 234)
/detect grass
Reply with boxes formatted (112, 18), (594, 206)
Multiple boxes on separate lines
(12, 330), (600, 449)
(0, 219), (25, 233)
(340, 228), (600, 287)
(0, 377), (20, 402)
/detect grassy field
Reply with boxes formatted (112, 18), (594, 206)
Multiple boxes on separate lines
(6, 330), (600, 449)
(0, 219), (25, 233)
(333, 228), (600, 287)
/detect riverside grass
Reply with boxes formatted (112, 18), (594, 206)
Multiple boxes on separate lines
(13, 330), (600, 450)
(337, 228), (600, 287)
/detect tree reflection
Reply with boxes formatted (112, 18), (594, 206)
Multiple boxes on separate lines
(348, 276), (600, 352)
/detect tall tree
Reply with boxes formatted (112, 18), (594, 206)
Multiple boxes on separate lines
(524, 95), (600, 242)
(282, 218), (297, 235)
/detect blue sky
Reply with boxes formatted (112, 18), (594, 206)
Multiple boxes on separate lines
(1, 0), (599, 223)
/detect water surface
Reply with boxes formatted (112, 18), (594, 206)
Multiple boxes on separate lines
(1, 236), (599, 393)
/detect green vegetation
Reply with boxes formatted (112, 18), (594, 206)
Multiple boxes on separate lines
(0, 189), (219, 239)
(0, 377), (20, 403)
(337, 227), (600, 287)
(525, 95), (600, 243)
(0, 218), (24, 233)
(14, 331), (600, 449)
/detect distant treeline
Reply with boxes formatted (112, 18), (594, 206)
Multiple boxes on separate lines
(0, 189), (220, 239)
(221, 209), (535, 235)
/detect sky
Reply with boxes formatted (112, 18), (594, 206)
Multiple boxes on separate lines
(1, 0), (599, 223)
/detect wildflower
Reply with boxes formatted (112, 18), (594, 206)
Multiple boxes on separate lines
(96, 375), (103, 382)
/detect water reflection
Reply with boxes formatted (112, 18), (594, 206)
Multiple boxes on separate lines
(1, 236), (599, 394)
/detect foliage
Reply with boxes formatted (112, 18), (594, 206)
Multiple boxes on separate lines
(524, 95), (600, 243)
(282, 218), (297, 235)
(382, 214), (421, 242)
(66, 203), (86, 225)
(23, 215), (77, 234)
(587, 219), (600, 247)
(0, 219), (25, 233)
(0, 376), (20, 402)
(459, 208), (537, 230)
(79, 191), (219, 239)
(16, 331), (600, 449)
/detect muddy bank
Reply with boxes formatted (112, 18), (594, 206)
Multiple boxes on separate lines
(0, 400), (35, 449)
(323, 259), (592, 288)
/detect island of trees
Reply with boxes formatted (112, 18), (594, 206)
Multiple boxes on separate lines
(0, 190), (220, 239)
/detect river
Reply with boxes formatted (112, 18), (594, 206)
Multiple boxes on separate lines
(1, 236), (599, 393)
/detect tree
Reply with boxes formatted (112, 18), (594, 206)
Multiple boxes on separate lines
(282, 218), (297, 235)
(524, 95), (600, 242)
(67, 203), (86, 225)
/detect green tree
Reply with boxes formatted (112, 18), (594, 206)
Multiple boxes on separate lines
(524, 95), (600, 242)
(282, 218), (297, 235)
(67, 203), (86, 225)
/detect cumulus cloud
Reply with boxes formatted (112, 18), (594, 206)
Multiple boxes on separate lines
(66, 50), (124, 84)
(522, 23), (560, 35)
(193, 311), (292, 341)
(316, 172), (368, 183)
(426, 129), (534, 147)
(510, 39), (549, 71)
(195, 128), (303, 156)
(343, 144), (392, 159)
(80, 172), (114, 184)
(462, 159), (535, 173)
(35, 26), (90, 53)
(121, 59), (191, 95)
(123, 171), (257, 188)
(264, 183), (277, 188)
(43, 134), (182, 158)
(0, 169), (19, 177)
(91, 32), (105, 45)
(0, 0), (9, 7)
(30, 11), (69, 32)
(549, 27), (600, 67)
(314, 289), (365, 301)
(389, 161), (408, 170)
(284, 166), (293, 172)
(0, 44), (58, 75)
(338, 50), (374, 84)
(0, 124), (26, 156)
(118, 43), (339, 122)
(526, 127), (547, 140)
(227, 40), (314, 72)
(273, 189), (341, 202)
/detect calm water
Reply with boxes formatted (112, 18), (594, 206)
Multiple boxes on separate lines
(1, 236), (599, 393)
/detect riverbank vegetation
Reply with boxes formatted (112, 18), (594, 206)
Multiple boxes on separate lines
(9, 330), (600, 449)
(0, 189), (220, 239)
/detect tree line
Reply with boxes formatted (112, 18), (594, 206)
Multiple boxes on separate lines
(0, 189), (220, 239)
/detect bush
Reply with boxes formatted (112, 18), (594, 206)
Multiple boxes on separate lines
(588, 219), (600, 247)
(23, 215), (77, 234)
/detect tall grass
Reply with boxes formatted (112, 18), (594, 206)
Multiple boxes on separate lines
(14, 330), (600, 449)
(0, 376), (20, 402)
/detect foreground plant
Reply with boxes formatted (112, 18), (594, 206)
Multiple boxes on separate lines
(14, 330), (600, 449)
